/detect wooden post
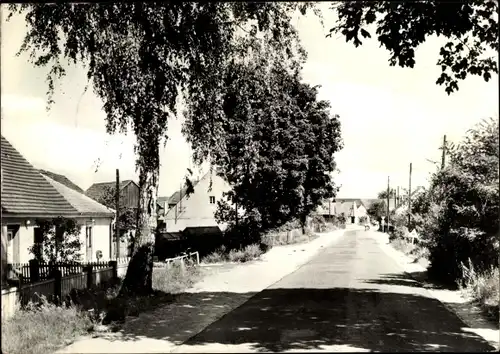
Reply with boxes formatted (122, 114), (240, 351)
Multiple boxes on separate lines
(397, 186), (400, 208)
(29, 259), (40, 283)
(115, 169), (120, 259)
(108, 260), (118, 279)
(53, 269), (62, 305)
(441, 135), (447, 169)
(408, 163), (412, 229)
(386, 176), (390, 233)
(84, 264), (93, 289)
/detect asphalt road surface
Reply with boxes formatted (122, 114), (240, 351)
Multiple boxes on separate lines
(174, 229), (496, 353)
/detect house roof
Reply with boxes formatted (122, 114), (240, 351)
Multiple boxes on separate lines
(44, 175), (115, 217)
(1, 135), (79, 216)
(85, 180), (137, 202)
(39, 169), (84, 193)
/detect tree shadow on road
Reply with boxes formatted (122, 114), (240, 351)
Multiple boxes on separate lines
(99, 286), (496, 353)
(361, 271), (457, 290)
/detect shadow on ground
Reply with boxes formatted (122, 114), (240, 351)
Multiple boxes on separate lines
(362, 271), (458, 290)
(98, 285), (496, 353)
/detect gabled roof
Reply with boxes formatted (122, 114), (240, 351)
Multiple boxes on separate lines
(1, 135), (78, 216)
(44, 175), (114, 218)
(85, 180), (137, 202)
(39, 169), (84, 193)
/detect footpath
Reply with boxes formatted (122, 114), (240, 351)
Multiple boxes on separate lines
(371, 230), (499, 351)
(58, 228), (347, 353)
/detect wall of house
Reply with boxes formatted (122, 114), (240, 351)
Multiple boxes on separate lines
(3, 216), (113, 263)
(121, 183), (140, 209)
(355, 205), (368, 223)
(164, 174), (231, 233)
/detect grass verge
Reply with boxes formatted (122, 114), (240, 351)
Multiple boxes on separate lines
(202, 243), (264, 264)
(459, 259), (499, 326)
(1, 261), (202, 354)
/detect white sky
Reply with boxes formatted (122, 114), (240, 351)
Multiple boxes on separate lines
(1, 4), (498, 198)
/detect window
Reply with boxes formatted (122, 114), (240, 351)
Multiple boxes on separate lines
(209, 196), (216, 204)
(86, 226), (93, 247)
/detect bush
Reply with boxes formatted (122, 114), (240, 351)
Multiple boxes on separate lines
(228, 244), (263, 262)
(2, 297), (93, 354)
(358, 215), (368, 224)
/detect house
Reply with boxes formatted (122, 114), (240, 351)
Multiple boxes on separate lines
(85, 179), (140, 210)
(160, 172), (231, 234)
(1, 136), (115, 271)
(38, 169), (84, 193)
(316, 198), (390, 224)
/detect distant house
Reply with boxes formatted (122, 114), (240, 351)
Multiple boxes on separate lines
(85, 180), (140, 210)
(159, 172), (231, 234)
(316, 198), (390, 224)
(0, 136), (115, 274)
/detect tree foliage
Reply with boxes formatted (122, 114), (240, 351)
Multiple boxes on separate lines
(29, 217), (82, 263)
(330, 1), (499, 94)
(96, 186), (137, 233)
(377, 188), (396, 199)
(7, 3), (317, 294)
(412, 117), (499, 284)
(186, 43), (342, 241)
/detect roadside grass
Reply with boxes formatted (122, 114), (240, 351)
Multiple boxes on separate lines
(1, 261), (201, 354)
(202, 243), (264, 264)
(459, 260), (500, 325)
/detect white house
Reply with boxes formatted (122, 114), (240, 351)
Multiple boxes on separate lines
(1, 135), (115, 271)
(160, 171), (231, 234)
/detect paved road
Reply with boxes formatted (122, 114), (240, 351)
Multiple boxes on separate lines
(174, 230), (496, 353)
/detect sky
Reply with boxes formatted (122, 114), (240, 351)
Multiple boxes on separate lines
(1, 4), (498, 199)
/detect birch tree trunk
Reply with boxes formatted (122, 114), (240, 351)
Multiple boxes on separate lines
(119, 138), (159, 296)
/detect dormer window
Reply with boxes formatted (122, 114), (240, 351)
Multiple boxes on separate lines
(209, 196), (216, 204)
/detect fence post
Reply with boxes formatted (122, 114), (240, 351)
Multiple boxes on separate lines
(83, 264), (93, 289)
(53, 269), (62, 305)
(108, 260), (118, 279)
(29, 259), (40, 283)
(195, 252), (200, 265)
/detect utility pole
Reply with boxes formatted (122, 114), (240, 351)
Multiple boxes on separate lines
(115, 169), (120, 259)
(386, 176), (390, 233)
(408, 163), (412, 229)
(441, 135), (447, 169)
(397, 186), (400, 208)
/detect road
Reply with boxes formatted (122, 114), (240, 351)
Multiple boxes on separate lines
(174, 229), (496, 353)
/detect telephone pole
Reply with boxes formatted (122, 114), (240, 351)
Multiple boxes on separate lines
(441, 135), (447, 169)
(386, 176), (390, 232)
(397, 186), (400, 208)
(115, 169), (120, 259)
(408, 163), (412, 229)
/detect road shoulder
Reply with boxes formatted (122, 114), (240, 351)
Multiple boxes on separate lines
(371, 231), (499, 351)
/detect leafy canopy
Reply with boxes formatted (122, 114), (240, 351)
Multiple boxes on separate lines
(330, 1), (499, 94)
(184, 40), (342, 237)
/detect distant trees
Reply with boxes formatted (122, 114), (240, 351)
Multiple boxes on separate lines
(29, 217), (82, 263)
(377, 188), (396, 200)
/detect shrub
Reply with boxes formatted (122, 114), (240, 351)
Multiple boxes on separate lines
(358, 215), (368, 224)
(228, 244), (263, 262)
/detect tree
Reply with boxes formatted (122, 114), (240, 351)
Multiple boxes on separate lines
(422, 117), (499, 283)
(377, 188), (396, 199)
(96, 186), (137, 233)
(191, 42), (342, 240)
(8, 3), (317, 295)
(367, 200), (387, 221)
(29, 217), (82, 263)
(330, 1), (499, 94)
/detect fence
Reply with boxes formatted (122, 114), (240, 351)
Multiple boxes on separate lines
(154, 251), (200, 268)
(8, 260), (114, 284)
(2, 260), (126, 320)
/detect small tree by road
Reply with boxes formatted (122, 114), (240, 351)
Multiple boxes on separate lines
(29, 217), (82, 263)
